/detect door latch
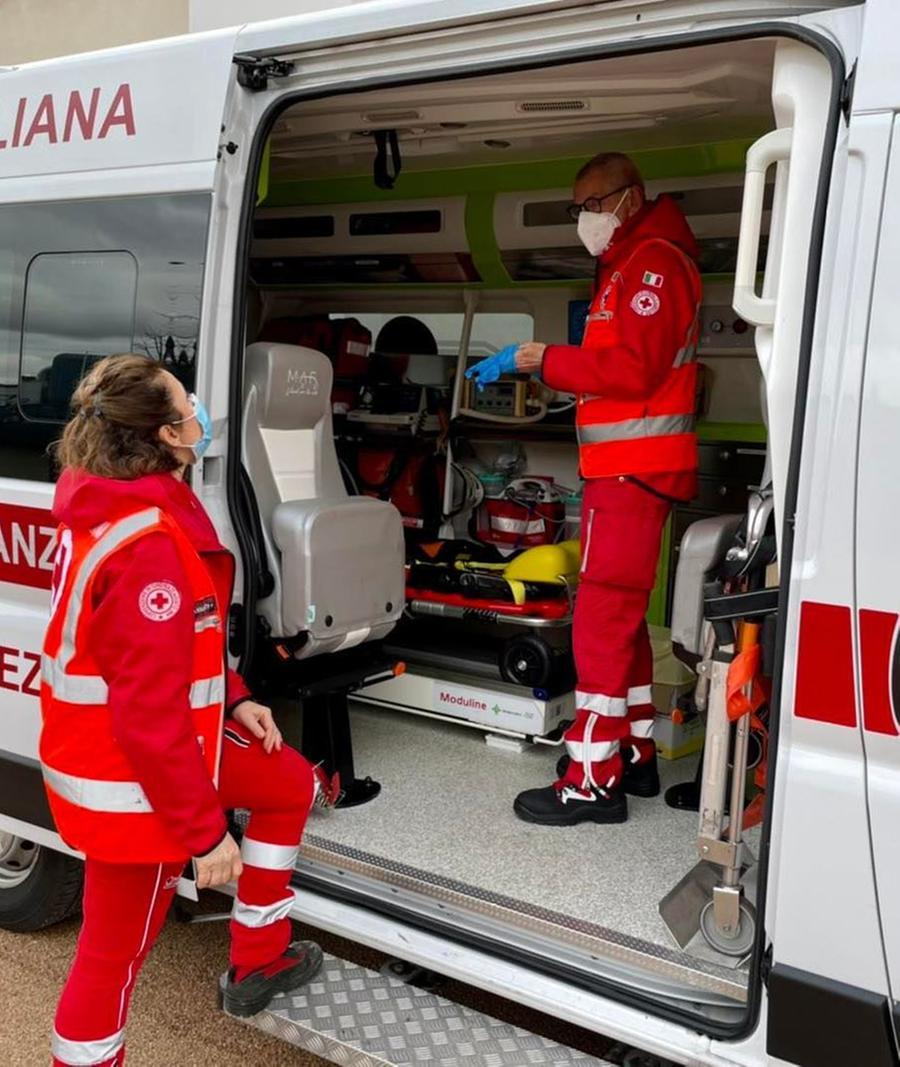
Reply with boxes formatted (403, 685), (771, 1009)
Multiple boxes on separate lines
(233, 54), (295, 92)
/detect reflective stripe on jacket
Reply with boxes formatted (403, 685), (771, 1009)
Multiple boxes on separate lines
(575, 236), (702, 479)
(40, 506), (226, 863)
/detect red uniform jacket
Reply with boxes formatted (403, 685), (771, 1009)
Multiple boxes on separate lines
(543, 194), (701, 499)
(51, 469), (251, 857)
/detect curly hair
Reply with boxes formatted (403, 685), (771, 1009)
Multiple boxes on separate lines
(55, 354), (182, 479)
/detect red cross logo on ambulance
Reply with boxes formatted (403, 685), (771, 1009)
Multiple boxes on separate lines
(630, 289), (661, 316)
(139, 582), (181, 622)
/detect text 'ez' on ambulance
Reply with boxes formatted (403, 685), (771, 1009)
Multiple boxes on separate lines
(0, 1), (898, 1065)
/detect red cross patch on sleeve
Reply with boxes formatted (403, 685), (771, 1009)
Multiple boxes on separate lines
(139, 582), (182, 622)
(630, 290), (661, 316)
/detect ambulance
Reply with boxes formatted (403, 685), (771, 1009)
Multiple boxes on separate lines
(0, 1), (897, 1064)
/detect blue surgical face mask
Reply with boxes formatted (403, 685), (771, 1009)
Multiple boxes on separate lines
(172, 393), (212, 462)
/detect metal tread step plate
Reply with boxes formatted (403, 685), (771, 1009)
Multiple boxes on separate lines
(223, 952), (615, 1066)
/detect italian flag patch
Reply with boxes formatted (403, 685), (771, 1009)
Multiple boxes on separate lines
(643, 271), (664, 288)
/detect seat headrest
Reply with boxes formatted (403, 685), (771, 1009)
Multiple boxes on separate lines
(244, 342), (333, 430)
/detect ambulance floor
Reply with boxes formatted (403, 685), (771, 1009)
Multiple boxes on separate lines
(306, 703), (761, 965)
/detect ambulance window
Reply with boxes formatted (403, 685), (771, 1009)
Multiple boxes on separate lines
(0, 193), (210, 481)
(332, 311), (533, 384)
(19, 252), (138, 423)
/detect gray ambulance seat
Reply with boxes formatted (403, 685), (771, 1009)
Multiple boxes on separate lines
(242, 342), (405, 658)
(670, 514), (743, 662)
(671, 370), (773, 663)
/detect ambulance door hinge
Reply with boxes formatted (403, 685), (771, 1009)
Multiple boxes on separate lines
(228, 603), (245, 658)
(233, 54), (295, 92)
(760, 943), (774, 987)
(840, 61), (857, 123)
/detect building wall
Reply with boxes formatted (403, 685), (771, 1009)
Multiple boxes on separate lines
(0, 0), (189, 65)
(189, 0), (365, 33)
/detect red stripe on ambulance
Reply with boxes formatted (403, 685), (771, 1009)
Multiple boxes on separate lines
(859, 608), (900, 736)
(794, 601), (857, 727)
(0, 503), (56, 591)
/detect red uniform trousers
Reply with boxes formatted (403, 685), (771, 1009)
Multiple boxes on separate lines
(560, 476), (671, 793)
(51, 722), (315, 1067)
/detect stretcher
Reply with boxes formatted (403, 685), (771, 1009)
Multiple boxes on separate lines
(405, 538), (579, 626)
(358, 539), (579, 737)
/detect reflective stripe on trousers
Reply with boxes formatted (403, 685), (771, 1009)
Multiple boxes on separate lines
(232, 894), (295, 929)
(240, 836), (301, 872)
(577, 413), (694, 447)
(627, 684), (653, 706)
(42, 766), (153, 813)
(565, 737), (619, 765)
(52, 1026), (125, 1066)
(574, 691), (628, 716)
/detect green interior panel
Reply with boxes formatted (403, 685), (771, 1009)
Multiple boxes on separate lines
(697, 421), (767, 443)
(259, 139), (754, 291)
(465, 192), (509, 289)
(262, 139), (755, 208)
(647, 517), (673, 628)
(257, 139), (271, 207)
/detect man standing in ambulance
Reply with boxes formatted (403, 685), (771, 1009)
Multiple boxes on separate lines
(468, 152), (701, 825)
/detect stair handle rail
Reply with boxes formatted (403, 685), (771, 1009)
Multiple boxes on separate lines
(733, 126), (793, 328)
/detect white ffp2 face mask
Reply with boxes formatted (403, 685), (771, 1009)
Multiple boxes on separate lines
(576, 189), (630, 257)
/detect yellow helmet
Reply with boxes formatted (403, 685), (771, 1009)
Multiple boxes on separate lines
(502, 540), (581, 585)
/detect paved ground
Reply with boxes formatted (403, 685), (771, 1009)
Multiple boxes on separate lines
(0, 893), (616, 1066)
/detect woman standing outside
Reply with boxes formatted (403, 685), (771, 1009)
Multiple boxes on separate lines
(40, 355), (328, 1067)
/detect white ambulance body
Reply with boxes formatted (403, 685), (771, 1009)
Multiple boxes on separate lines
(1, 1), (899, 1064)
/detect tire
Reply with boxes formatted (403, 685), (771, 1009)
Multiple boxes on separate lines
(0, 832), (83, 933)
(699, 897), (756, 958)
(500, 634), (555, 689)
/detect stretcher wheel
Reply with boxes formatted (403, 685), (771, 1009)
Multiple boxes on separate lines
(699, 898), (756, 957)
(500, 634), (554, 689)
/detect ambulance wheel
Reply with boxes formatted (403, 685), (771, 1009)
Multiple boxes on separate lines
(500, 635), (554, 689)
(699, 898), (755, 958)
(0, 833), (83, 933)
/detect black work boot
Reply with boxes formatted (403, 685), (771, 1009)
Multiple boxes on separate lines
(620, 746), (661, 798)
(513, 783), (627, 826)
(223, 940), (323, 1017)
(556, 750), (660, 798)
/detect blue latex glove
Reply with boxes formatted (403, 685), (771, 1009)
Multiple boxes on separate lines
(465, 344), (520, 391)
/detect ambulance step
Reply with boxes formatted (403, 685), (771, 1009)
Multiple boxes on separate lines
(224, 951), (614, 1066)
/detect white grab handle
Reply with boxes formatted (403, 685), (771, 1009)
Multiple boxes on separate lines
(733, 126), (793, 327)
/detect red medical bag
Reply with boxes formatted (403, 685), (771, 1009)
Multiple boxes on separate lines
(477, 478), (565, 548)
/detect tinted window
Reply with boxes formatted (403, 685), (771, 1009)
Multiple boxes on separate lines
(0, 194), (210, 481)
(522, 201), (571, 227)
(348, 210), (442, 236)
(254, 216), (334, 239)
(20, 251), (138, 423)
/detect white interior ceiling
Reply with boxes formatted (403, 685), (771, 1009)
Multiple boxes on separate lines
(270, 38), (777, 182)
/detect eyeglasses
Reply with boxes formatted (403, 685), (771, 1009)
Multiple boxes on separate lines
(566, 183), (632, 222)
(169, 393), (199, 426)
